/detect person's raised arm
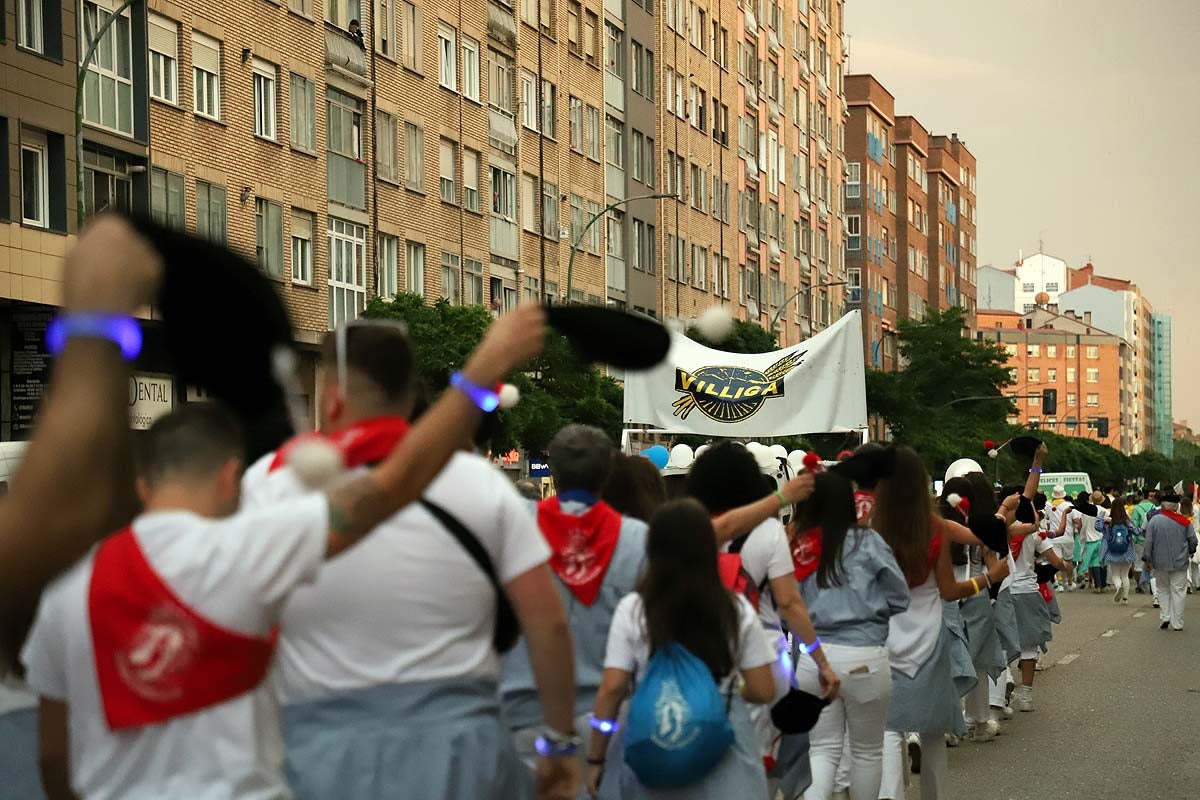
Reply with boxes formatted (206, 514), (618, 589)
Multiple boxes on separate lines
(1023, 443), (1047, 500)
(321, 304), (546, 557)
(712, 470), (814, 545)
(0, 217), (162, 667)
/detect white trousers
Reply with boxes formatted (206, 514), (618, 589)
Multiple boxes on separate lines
(796, 643), (891, 800)
(879, 731), (946, 800)
(1188, 561), (1200, 589)
(988, 666), (1012, 708)
(963, 676), (989, 724)
(1158, 570), (1188, 630)
(1109, 564), (1131, 601)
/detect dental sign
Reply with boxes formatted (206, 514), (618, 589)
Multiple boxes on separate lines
(623, 311), (867, 437)
(129, 375), (174, 431)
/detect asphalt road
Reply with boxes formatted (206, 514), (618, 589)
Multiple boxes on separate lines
(930, 587), (1200, 800)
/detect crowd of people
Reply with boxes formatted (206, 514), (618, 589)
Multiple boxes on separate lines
(0, 217), (1197, 800)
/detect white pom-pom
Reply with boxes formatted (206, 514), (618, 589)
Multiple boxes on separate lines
(947, 493), (963, 509)
(498, 383), (521, 409)
(695, 306), (734, 343)
(987, 448), (999, 460)
(288, 438), (345, 489)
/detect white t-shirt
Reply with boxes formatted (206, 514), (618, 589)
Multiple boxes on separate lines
(20, 497), (329, 800)
(720, 518), (794, 629)
(1007, 533), (1055, 595)
(242, 451), (550, 702)
(1085, 508), (1107, 542)
(603, 592), (774, 688)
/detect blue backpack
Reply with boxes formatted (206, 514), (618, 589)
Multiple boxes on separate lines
(1108, 524), (1131, 556)
(623, 643), (734, 789)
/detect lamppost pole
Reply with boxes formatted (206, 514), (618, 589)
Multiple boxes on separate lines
(767, 280), (848, 335)
(565, 192), (679, 302)
(75, 0), (139, 228)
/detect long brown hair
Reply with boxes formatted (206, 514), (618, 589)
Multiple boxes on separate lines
(872, 446), (935, 585)
(602, 453), (668, 522)
(638, 499), (739, 679)
(1108, 500), (1130, 527)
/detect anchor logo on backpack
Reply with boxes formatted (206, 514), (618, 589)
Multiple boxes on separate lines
(650, 679), (700, 751)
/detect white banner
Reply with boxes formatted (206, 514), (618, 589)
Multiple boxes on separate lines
(623, 310), (867, 437)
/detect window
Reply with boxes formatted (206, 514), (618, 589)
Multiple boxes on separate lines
(406, 240), (425, 294)
(586, 201), (601, 253)
(438, 24), (457, 90)
(1086, 368), (1099, 384)
(289, 73), (316, 151)
(1086, 393), (1100, 407)
(542, 181), (559, 237)
(1046, 344), (1057, 358)
(462, 37), (480, 101)
(1048, 368), (1058, 382)
(632, 41), (654, 98)
(195, 181), (226, 243)
(1067, 392), (1077, 407)
(326, 0), (361, 28)
(605, 22), (624, 78)
(490, 50), (514, 114)
(522, 0), (554, 33)
(20, 135), (49, 228)
(583, 10), (599, 64)
(290, 0), (312, 13)
(520, 70), (538, 129)
(327, 88), (364, 209)
(570, 96), (583, 151)
(150, 168), (184, 229)
(1067, 367), (1077, 383)
(845, 162), (860, 199)
(631, 130), (644, 182)
(18, 0), (46, 52)
(328, 218), (368, 326)
(464, 258), (484, 305)
(1027, 368), (1040, 383)
(632, 219), (656, 274)
(1045, 281), (1059, 292)
(605, 115), (623, 167)
(846, 215), (860, 250)
(375, 0), (396, 55)
(291, 211), (314, 285)
(585, 105), (600, 160)
(1021, 282), (1035, 292)
(1027, 396), (1040, 408)
(441, 251), (461, 304)
(568, 0), (582, 53)
(541, 81), (557, 137)
(491, 166), (516, 219)
(148, 14), (179, 104)
(521, 174), (537, 232)
(255, 199), (283, 277)
(253, 59), (277, 139)
(82, 0), (134, 134)
(463, 149), (480, 212)
(377, 234), (398, 296)
(1086, 345), (1099, 359)
(439, 139), (457, 203)
(401, 1), (421, 70)
(1026, 344), (1040, 357)
(1066, 345), (1076, 359)
(81, 145), (132, 217)
(404, 122), (424, 191)
(192, 33), (222, 119)
(376, 111), (397, 180)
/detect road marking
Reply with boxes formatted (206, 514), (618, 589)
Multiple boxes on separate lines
(1134, 612), (1146, 618)
(1057, 653), (1079, 666)
(1102, 629), (1117, 638)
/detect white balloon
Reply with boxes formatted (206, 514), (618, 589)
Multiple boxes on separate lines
(787, 450), (807, 471)
(944, 458), (985, 483)
(669, 444), (694, 468)
(753, 447), (777, 470)
(695, 444), (710, 458)
(768, 444), (788, 460)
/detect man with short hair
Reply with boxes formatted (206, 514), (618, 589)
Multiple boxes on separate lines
(500, 424), (648, 797)
(23, 305), (547, 799)
(1143, 493), (1197, 631)
(243, 323), (579, 800)
(515, 479), (543, 501)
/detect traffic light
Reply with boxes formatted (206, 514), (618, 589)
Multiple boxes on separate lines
(1096, 417), (1110, 439)
(1042, 388), (1058, 416)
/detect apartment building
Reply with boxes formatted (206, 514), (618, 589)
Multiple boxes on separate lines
(936, 133), (976, 317)
(925, 134), (974, 317)
(977, 307), (1127, 452)
(891, 114), (930, 325)
(1152, 312), (1172, 457)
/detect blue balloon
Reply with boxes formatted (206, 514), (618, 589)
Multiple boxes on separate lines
(643, 445), (670, 469)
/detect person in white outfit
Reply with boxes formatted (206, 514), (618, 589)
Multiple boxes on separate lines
(1142, 493), (1198, 631)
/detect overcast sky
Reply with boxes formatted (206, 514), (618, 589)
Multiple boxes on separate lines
(844, 0), (1200, 432)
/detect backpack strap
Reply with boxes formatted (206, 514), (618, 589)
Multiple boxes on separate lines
(420, 499), (520, 653)
(728, 532), (752, 554)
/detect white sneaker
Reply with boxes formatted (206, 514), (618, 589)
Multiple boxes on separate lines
(945, 732), (961, 747)
(971, 719), (999, 743)
(1002, 705), (1015, 719)
(1013, 686), (1034, 712)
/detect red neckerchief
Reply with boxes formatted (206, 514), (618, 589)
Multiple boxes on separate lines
(269, 416), (411, 472)
(854, 490), (875, 527)
(910, 519), (943, 588)
(1160, 510), (1192, 528)
(791, 527), (822, 582)
(1038, 582), (1055, 603)
(88, 528), (278, 731)
(1009, 532), (1029, 561)
(536, 498), (622, 605)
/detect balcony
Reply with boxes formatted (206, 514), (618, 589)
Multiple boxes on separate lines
(605, 72), (625, 112)
(490, 216), (519, 260)
(744, 156), (759, 182)
(745, 82), (758, 106)
(325, 25), (366, 77)
(605, 163), (626, 200)
(769, 240), (781, 263)
(746, 228), (760, 249)
(607, 254), (627, 291)
(489, 109), (518, 154)
(768, 100), (782, 125)
(488, 1), (517, 46)
(327, 152), (366, 210)
(744, 6), (759, 36)
(767, 28), (782, 55)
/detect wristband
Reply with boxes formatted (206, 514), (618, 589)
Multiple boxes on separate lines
(450, 371), (500, 412)
(970, 577), (981, 595)
(774, 489), (788, 506)
(799, 636), (822, 655)
(588, 714), (619, 735)
(45, 313), (142, 361)
(1029, 467), (1044, 474)
(535, 726), (581, 758)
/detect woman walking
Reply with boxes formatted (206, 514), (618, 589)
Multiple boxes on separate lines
(788, 471), (910, 799)
(586, 499), (778, 798)
(1098, 500), (1138, 604)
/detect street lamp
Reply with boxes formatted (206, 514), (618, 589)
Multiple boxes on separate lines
(752, 280), (848, 337)
(75, 0), (139, 227)
(564, 192), (679, 301)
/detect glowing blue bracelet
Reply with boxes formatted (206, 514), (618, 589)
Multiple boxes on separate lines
(799, 636), (822, 656)
(588, 714), (619, 735)
(534, 732), (581, 757)
(45, 313), (142, 361)
(449, 371), (500, 412)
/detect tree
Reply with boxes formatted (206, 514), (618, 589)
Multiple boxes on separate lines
(686, 319), (777, 354)
(362, 294), (623, 454)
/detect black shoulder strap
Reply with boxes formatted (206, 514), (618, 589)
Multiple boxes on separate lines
(420, 499), (520, 653)
(728, 531), (752, 555)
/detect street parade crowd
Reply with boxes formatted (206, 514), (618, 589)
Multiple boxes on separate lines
(0, 216), (1197, 800)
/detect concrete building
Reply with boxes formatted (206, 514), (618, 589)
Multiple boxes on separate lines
(977, 307), (1128, 452)
(1153, 312), (1173, 457)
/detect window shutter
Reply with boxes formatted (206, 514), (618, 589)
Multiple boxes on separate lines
(149, 14), (178, 57)
(192, 33), (221, 74)
(292, 212), (312, 240)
